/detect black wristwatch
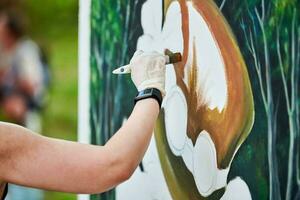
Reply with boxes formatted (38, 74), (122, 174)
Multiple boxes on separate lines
(134, 88), (163, 108)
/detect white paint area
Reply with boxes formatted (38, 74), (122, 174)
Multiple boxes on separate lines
(164, 86), (188, 155)
(193, 131), (229, 196)
(193, 131), (217, 195)
(185, 2), (227, 112)
(221, 177), (252, 200)
(140, 0), (162, 39)
(137, 0), (183, 55)
(162, 85), (194, 173)
(181, 138), (194, 173)
(137, 0), (162, 52)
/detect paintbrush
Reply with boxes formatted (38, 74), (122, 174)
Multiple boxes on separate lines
(112, 52), (182, 74)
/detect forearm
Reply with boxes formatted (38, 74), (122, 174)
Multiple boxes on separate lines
(0, 50), (164, 194)
(105, 98), (160, 174)
(0, 99), (159, 194)
(0, 123), (114, 193)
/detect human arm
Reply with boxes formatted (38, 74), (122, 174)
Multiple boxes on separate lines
(0, 51), (165, 194)
(0, 98), (159, 194)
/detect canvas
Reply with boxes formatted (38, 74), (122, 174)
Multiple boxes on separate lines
(86, 0), (300, 199)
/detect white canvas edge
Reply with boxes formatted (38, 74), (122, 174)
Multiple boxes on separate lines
(78, 0), (91, 199)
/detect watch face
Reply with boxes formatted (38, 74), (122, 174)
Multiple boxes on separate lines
(140, 89), (152, 96)
(139, 90), (151, 97)
(136, 89), (153, 101)
(136, 89), (162, 106)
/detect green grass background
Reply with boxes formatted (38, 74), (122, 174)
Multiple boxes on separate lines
(24, 0), (79, 199)
(41, 33), (78, 200)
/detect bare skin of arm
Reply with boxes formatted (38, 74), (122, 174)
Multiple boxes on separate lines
(0, 98), (159, 194)
(0, 182), (5, 198)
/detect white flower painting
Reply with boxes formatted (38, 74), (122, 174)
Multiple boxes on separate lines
(117, 0), (254, 199)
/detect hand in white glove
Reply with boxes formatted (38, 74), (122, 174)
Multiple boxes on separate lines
(130, 50), (166, 96)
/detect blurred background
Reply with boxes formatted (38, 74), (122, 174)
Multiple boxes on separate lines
(0, 0), (78, 199)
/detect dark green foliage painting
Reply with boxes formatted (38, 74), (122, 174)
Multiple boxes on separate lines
(90, 0), (145, 199)
(222, 0), (300, 199)
(89, 0), (300, 199)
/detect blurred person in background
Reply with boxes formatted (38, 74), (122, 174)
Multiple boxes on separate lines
(0, 9), (49, 200)
(0, 9), (49, 131)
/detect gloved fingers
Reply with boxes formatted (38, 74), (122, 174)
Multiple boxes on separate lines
(135, 50), (164, 58)
(130, 50), (165, 67)
(132, 50), (165, 59)
(130, 49), (166, 96)
(149, 51), (167, 64)
(144, 50), (163, 57)
(152, 50), (160, 54)
(133, 50), (144, 57)
(130, 50), (144, 64)
(156, 55), (167, 66)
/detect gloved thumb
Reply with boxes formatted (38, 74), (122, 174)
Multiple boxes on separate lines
(133, 50), (144, 57)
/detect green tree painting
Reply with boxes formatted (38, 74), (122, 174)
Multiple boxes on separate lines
(90, 0), (145, 199)
(222, 0), (300, 199)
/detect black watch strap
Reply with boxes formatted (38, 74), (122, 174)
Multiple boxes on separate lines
(134, 88), (162, 108)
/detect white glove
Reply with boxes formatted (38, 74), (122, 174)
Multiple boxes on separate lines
(130, 50), (166, 96)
